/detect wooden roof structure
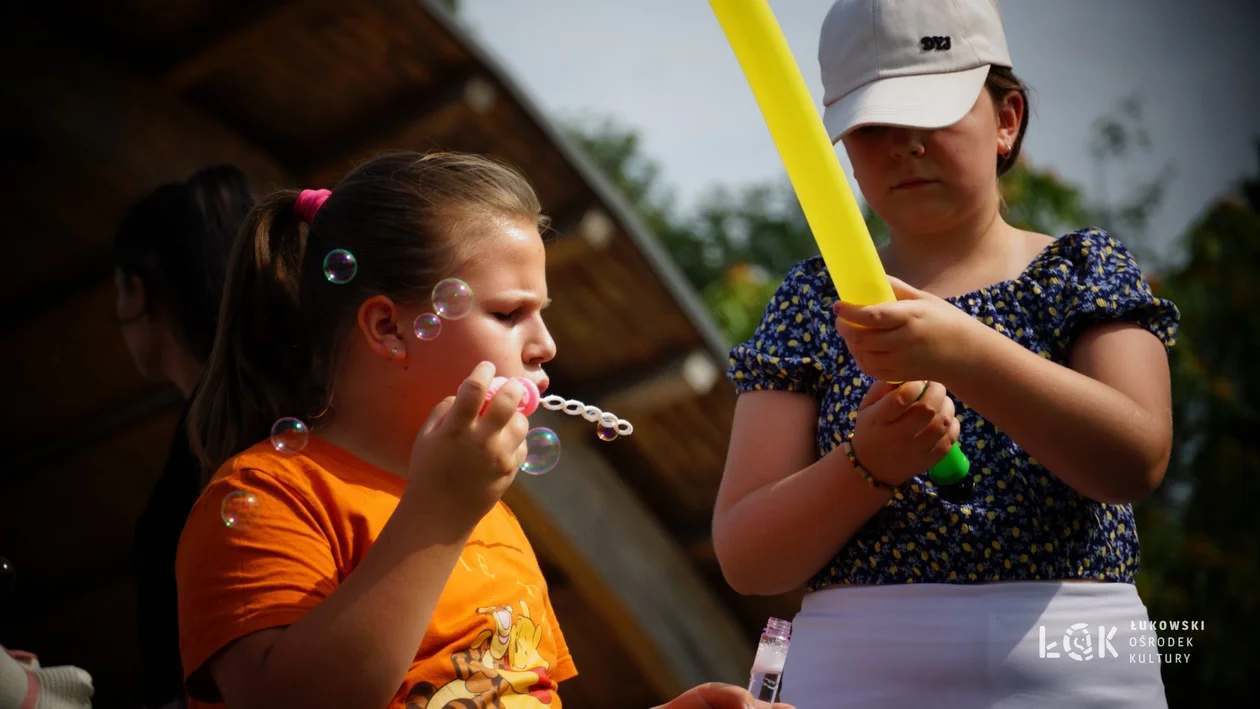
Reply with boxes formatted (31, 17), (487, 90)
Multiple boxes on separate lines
(0, 0), (803, 706)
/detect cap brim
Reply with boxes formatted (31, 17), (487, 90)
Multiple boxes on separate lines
(823, 65), (991, 143)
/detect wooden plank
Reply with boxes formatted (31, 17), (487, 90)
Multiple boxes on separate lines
(0, 16), (289, 313)
(544, 207), (619, 271)
(299, 70), (479, 182)
(0, 405), (180, 597)
(163, 0), (311, 91)
(0, 19), (286, 189)
(570, 348), (722, 416)
(3, 388), (182, 481)
(503, 410), (753, 699)
(0, 277), (165, 454)
(0, 119), (153, 315)
(3, 575), (145, 707)
(616, 385), (736, 519)
(539, 582), (661, 709)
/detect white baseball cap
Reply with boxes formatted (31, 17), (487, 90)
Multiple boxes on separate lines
(820, 0), (1013, 142)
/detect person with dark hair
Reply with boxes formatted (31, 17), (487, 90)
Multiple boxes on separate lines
(113, 164), (255, 709)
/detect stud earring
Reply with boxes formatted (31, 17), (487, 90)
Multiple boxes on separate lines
(389, 345), (399, 360)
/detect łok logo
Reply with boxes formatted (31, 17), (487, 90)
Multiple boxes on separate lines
(1039, 623), (1119, 661)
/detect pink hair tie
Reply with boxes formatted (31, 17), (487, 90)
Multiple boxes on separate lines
(294, 189), (331, 224)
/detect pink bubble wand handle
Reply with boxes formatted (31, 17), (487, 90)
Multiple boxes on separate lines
(482, 376), (540, 416)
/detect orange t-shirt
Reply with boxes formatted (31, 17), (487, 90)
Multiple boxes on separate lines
(176, 436), (576, 708)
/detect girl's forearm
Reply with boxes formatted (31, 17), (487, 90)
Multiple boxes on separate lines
(944, 326), (1170, 504)
(714, 449), (891, 595)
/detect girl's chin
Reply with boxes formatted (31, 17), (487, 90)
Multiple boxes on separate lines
(886, 210), (960, 235)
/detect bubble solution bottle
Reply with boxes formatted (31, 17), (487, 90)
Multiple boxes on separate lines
(747, 617), (790, 702)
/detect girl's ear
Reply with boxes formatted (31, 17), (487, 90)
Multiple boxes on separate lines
(357, 295), (406, 361)
(996, 90), (1024, 156)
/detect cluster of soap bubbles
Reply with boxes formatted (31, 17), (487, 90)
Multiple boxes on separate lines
(412, 278), (472, 340)
(222, 253), (576, 528)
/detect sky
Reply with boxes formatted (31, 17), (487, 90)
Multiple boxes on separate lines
(456, 0), (1259, 261)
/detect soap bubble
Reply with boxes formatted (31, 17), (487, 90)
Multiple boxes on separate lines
(323, 249), (357, 284)
(270, 417), (309, 454)
(519, 427), (561, 475)
(220, 491), (259, 528)
(432, 278), (474, 320)
(597, 425), (619, 442)
(0, 557), (14, 595)
(414, 313), (441, 340)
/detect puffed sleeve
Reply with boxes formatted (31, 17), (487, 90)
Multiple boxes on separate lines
(177, 468), (338, 700)
(727, 257), (833, 397)
(1042, 228), (1180, 353)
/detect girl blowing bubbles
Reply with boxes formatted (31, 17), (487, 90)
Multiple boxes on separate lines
(177, 151), (793, 709)
(714, 1), (1177, 706)
(178, 152), (570, 709)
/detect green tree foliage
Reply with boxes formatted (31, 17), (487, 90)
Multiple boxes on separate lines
(999, 161), (1092, 236)
(1132, 145), (1260, 705)
(1085, 93), (1177, 268)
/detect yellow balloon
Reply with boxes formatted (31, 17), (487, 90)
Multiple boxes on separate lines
(712, 0), (974, 488)
(710, 0), (893, 306)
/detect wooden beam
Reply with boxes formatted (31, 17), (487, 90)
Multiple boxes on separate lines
(0, 406), (180, 599)
(503, 410), (752, 699)
(3, 574), (144, 705)
(300, 70), (496, 184)
(0, 19), (287, 189)
(569, 349), (722, 416)
(0, 277), (165, 457)
(2, 387), (182, 482)
(544, 207), (620, 271)
(163, 0), (312, 92)
(0, 15), (289, 312)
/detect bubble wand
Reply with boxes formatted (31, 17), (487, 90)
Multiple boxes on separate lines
(709, 0), (970, 494)
(482, 376), (634, 475)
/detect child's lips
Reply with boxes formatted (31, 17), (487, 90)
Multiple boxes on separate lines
(892, 177), (938, 190)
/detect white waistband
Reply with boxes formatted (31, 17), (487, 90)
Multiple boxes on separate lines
(782, 582), (1168, 708)
(801, 580), (1142, 616)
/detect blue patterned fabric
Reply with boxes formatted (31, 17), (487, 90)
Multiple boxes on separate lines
(728, 228), (1179, 589)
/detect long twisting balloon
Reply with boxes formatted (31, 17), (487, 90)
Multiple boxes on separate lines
(710, 0), (891, 306)
(710, 0), (970, 489)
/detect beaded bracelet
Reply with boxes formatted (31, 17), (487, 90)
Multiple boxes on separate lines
(843, 432), (898, 493)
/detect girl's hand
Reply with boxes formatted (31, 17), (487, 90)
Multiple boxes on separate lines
(850, 380), (960, 487)
(832, 277), (985, 383)
(405, 361), (529, 527)
(653, 682), (794, 709)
